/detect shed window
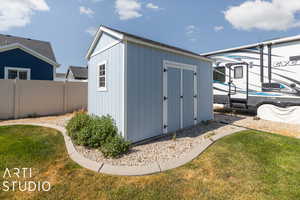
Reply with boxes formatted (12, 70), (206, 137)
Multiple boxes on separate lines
(97, 62), (107, 91)
(5, 67), (30, 80)
(234, 66), (243, 79)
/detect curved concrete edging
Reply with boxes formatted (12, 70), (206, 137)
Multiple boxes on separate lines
(0, 122), (245, 176)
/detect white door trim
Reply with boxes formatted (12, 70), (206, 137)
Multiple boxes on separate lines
(193, 71), (198, 125)
(163, 60), (197, 134)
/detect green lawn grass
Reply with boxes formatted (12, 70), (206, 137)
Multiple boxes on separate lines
(0, 125), (300, 200)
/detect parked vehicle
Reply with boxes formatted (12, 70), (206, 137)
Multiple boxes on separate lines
(203, 35), (300, 110)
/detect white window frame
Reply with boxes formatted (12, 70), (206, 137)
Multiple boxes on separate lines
(4, 67), (31, 80)
(96, 60), (107, 91)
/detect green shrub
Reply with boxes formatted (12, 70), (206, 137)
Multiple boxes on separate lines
(66, 112), (91, 141)
(88, 116), (119, 148)
(100, 135), (130, 158)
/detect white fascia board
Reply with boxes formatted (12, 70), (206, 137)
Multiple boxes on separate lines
(99, 26), (124, 40)
(0, 43), (60, 68)
(203, 34), (300, 56)
(124, 36), (213, 63)
(86, 26), (124, 60)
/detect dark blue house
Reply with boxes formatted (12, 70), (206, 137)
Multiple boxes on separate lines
(0, 34), (59, 80)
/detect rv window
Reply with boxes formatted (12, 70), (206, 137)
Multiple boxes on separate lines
(234, 66), (243, 79)
(213, 67), (225, 82)
(290, 55), (300, 61)
(262, 83), (281, 90)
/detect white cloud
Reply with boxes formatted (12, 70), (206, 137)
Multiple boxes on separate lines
(185, 25), (200, 42)
(224, 0), (300, 31)
(115, 0), (142, 20)
(146, 3), (160, 10)
(86, 26), (98, 36)
(0, 0), (49, 31)
(79, 6), (95, 17)
(214, 26), (224, 32)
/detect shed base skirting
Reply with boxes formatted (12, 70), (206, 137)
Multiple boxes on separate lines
(0, 122), (245, 176)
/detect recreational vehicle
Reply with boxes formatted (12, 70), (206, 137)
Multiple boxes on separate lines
(203, 35), (300, 111)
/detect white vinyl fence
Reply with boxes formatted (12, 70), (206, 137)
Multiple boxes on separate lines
(0, 80), (87, 119)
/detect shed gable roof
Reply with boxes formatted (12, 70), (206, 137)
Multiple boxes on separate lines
(86, 26), (212, 62)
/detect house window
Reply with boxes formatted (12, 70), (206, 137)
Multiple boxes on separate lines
(213, 66), (226, 82)
(234, 66), (243, 79)
(97, 61), (107, 91)
(5, 67), (30, 80)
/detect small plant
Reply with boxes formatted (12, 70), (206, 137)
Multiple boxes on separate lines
(66, 111), (91, 141)
(100, 135), (130, 158)
(253, 116), (261, 121)
(172, 133), (177, 141)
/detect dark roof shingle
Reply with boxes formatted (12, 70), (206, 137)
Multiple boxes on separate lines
(68, 66), (88, 79)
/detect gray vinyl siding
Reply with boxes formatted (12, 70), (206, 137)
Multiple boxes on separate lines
(93, 32), (120, 53)
(197, 61), (214, 121)
(88, 42), (124, 137)
(126, 42), (213, 142)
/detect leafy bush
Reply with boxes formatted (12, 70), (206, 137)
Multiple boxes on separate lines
(66, 111), (91, 141)
(100, 135), (130, 158)
(89, 116), (119, 148)
(66, 113), (131, 158)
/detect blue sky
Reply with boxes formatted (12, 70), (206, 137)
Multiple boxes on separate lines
(2, 0), (300, 73)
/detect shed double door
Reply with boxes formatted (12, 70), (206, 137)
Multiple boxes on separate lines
(163, 61), (197, 134)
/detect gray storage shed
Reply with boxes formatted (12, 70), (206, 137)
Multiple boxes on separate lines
(86, 26), (213, 142)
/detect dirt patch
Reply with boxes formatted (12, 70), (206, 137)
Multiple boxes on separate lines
(215, 113), (300, 139)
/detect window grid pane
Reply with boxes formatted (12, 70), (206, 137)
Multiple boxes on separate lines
(98, 64), (106, 89)
(8, 70), (18, 79)
(19, 71), (28, 80)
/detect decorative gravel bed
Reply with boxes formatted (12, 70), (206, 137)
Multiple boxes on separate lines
(0, 114), (244, 167)
(74, 122), (244, 166)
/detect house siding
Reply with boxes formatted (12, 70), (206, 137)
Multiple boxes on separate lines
(88, 42), (125, 137)
(0, 49), (54, 80)
(126, 42), (213, 142)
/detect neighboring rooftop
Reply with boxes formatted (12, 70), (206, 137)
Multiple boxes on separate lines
(67, 66), (88, 79)
(0, 34), (56, 62)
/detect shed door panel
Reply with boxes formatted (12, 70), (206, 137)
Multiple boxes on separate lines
(167, 68), (181, 133)
(183, 70), (194, 127)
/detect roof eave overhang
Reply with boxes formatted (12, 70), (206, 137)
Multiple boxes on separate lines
(85, 26), (124, 60)
(0, 43), (60, 68)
